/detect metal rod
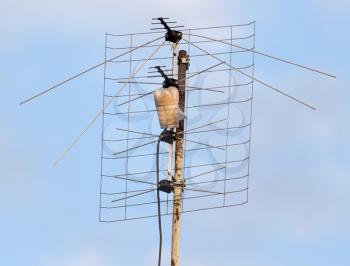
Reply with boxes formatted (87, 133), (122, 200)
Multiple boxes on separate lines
(101, 188), (153, 195)
(99, 33), (108, 222)
(111, 64), (251, 80)
(186, 173), (249, 186)
(113, 140), (158, 156)
(104, 140), (250, 160)
(185, 139), (225, 150)
(184, 188), (224, 195)
(115, 127), (158, 137)
(111, 189), (155, 203)
(168, 43), (179, 180)
(183, 33), (336, 79)
(106, 22), (254, 38)
(101, 187), (248, 210)
(103, 98), (251, 116)
(116, 62), (224, 108)
(19, 36), (164, 105)
(102, 158), (250, 178)
(52, 40), (166, 166)
(104, 82), (252, 97)
(184, 166), (226, 181)
(183, 38), (317, 111)
(100, 200), (249, 222)
(181, 118), (227, 134)
(111, 175), (156, 186)
(110, 48), (254, 64)
(171, 50), (189, 266)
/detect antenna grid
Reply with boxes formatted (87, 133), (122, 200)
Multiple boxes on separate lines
(99, 22), (256, 222)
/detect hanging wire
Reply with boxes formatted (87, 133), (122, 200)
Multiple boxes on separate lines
(156, 132), (163, 266)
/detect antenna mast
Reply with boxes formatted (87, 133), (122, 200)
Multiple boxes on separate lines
(20, 16), (337, 266)
(171, 50), (189, 266)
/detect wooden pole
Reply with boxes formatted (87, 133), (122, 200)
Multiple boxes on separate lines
(171, 50), (189, 266)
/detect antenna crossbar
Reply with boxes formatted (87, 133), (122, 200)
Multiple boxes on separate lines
(183, 38), (317, 110)
(184, 33), (336, 79)
(20, 36), (164, 105)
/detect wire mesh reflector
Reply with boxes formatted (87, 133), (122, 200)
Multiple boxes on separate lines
(99, 22), (256, 222)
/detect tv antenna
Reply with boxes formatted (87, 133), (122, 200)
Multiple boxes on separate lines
(20, 17), (336, 266)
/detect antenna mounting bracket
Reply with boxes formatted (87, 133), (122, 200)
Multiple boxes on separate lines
(156, 17), (183, 43)
(154, 66), (179, 88)
(159, 129), (176, 144)
(158, 179), (175, 193)
(158, 179), (185, 194)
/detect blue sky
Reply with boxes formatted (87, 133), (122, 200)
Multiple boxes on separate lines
(0, 0), (349, 265)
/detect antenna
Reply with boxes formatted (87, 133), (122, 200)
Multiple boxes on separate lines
(21, 18), (336, 266)
(152, 65), (179, 88)
(152, 17), (183, 43)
